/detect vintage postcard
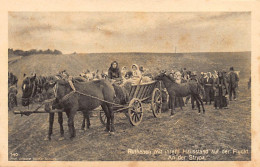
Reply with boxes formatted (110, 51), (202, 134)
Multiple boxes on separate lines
(1, 0), (260, 167)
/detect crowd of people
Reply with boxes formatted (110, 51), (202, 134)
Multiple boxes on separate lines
(76, 61), (241, 110)
(8, 59), (241, 112)
(167, 66), (240, 110)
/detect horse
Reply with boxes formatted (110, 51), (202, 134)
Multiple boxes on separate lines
(46, 75), (89, 140)
(21, 74), (66, 140)
(21, 73), (50, 106)
(50, 78), (116, 139)
(154, 72), (205, 115)
(81, 78), (129, 131)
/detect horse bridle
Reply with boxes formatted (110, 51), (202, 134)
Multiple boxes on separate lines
(22, 78), (37, 101)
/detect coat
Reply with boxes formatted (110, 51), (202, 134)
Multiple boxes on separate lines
(228, 71), (239, 88)
(213, 77), (229, 97)
(108, 67), (122, 80)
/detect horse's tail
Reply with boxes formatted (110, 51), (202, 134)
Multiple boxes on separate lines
(112, 83), (129, 105)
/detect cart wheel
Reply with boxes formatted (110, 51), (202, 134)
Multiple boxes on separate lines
(151, 88), (162, 118)
(99, 111), (107, 126)
(128, 99), (143, 126)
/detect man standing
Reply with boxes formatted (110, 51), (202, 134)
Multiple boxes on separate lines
(228, 67), (239, 101)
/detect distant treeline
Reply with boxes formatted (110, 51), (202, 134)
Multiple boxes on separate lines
(8, 48), (62, 56)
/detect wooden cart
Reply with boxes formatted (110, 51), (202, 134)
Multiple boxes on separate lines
(99, 80), (163, 126)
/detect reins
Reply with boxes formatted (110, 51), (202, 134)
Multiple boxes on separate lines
(55, 79), (124, 107)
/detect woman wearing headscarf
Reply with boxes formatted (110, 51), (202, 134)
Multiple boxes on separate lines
(131, 64), (142, 84)
(168, 70), (185, 110)
(108, 61), (122, 83)
(132, 64), (142, 78)
(213, 71), (229, 109)
(203, 72), (214, 105)
(121, 66), (128, 78)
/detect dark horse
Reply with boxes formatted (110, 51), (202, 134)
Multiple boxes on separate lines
(21, 74), (67, 140)
(155, 72), (205, 115)
(51, 78), (116, 139)
(21, 73), (50, 106)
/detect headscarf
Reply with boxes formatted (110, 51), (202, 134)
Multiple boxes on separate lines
(132, 64), (142, 78)
(109, 61), (120, 73)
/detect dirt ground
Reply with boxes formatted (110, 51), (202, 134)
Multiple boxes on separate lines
(8, 87), (250, 161)
(8, 52), (251, 161)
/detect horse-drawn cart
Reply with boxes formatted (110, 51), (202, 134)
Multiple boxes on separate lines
(14, 80), (163, 126)
(100, 80), (163, 126)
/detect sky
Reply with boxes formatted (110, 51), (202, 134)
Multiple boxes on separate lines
(8, 12), (251, 53)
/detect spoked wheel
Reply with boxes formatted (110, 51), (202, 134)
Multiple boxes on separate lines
(99, 110), (107, 126)
(128, 99), (143, 126)
(151, 88), (162, 118)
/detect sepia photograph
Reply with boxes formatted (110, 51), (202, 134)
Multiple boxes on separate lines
(7, 11), (251, 161)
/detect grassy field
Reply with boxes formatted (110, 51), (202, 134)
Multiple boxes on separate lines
(8, 52), (251, 161)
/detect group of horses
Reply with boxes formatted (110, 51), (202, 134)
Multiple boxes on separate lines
(15, 69), (204, 141)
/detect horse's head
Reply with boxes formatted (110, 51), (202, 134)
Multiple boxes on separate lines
(50, 79), (74, 108)
(54, 79), (68, 98)
(21, 73), (37, 106)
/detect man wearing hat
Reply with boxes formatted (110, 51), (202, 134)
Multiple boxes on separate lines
(227, 67), (239, 101)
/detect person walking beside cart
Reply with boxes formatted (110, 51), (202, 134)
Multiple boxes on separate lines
(227, 67), (239, 101)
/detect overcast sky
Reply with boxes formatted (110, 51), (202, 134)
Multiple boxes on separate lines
(8, 12), (250, 53)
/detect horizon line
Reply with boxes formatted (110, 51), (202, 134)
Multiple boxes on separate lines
(73, 50), (251, 55)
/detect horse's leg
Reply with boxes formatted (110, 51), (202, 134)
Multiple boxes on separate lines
(101, 104), (111, 132)
(82, 111), (91, 130)
(108, 104), (115, 132)
(179, 97), (183, 111)
(191, 95), (195, 110)
(81, 115), (86, 130)
(170, 96), (175, 116)
(58, 112), (65, 140)
(45, 113), (54, 141)
(86, 111), (91, 129)
(193, 95), (201, 113)
(196, 94), (205, 114)
(66, 108), (76, 139)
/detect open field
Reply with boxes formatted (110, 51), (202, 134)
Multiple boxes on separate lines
(8, 52), (251, 161)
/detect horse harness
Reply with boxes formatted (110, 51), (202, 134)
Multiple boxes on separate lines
(53, 79), (122, 107)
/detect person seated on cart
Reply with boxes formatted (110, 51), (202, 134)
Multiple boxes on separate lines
(108, 61), (123, 84)
(108, 61), (129, 104)
(131, 64), (142, 84)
